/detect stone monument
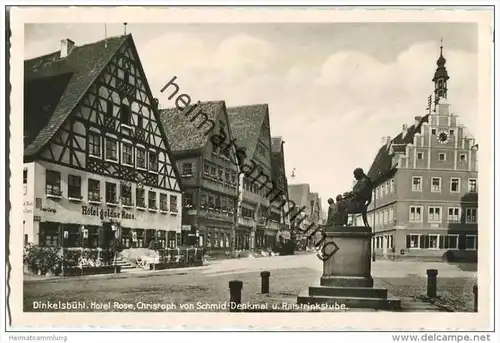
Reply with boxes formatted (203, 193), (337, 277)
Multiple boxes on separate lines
(296, 168), (401, 311)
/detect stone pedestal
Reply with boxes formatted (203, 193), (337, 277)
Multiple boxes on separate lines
(297, 226), (401, 311)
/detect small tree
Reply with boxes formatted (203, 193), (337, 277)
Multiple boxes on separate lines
(108, 238), (123, 273)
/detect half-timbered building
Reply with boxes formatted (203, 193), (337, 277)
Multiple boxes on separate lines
(227, 104), (279, 251)
(160, 101), (239, 255)
(23, 35), (183, 250)
(270, 137), (291, 244)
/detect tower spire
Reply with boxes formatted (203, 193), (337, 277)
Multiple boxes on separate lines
(432, 38), (449, 106)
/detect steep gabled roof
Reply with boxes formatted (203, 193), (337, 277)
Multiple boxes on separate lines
(159, 101), (226, 153)
(226, 104), (269, 158)
(367, 113), (430, 183)
(24, 35), (130, 158)
(270, 137), (288, 194)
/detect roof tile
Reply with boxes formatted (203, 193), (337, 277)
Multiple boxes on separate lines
(24, 35), (129, 157)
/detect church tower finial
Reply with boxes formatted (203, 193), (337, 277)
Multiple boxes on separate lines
(432, 38), (449, 105)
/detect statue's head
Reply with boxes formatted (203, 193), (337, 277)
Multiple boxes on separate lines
(327, 198), (334, 204)
(353, 167), (365, 180)
(336, 194), (344, 201)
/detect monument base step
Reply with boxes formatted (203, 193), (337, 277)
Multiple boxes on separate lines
(297, 290), (402, 311)
(309, 284), (388, 298)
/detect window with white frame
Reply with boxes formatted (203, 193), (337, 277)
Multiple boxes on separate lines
(412, 177), (422, 191)
(46, 170), (61, 196)
(67, 175), (82, 199)
(389, 207), (394, 223)
(466, 208), (477, 224)
(390, 179), (395, 193)
(160, 193), (168, 211)
(385, 182), (389, 195)
(170, 195), (178, 213)
(460, 154), (467, 162)
(450, 177), (460, 193)
(136, 147), (146, 169)
(439, 153), (446, 161)
(428, 206), (442, 223)
(406, 234), (420, 248)
(105, 182), (117, 204)
(468, 179), (477, 193)
(447, 207), (460, 222)
(148, 150), (158, 172)
(122, 142), (133, 166)
(409, 206), (423, 222)
(465, 235), (477, 250)
(431, 177), (441, 192)
(428, 234), (439, 249)
(417, 152), (423, 160)
(182, 163), (193, 176)
(105, 136), (118, 161)
(88, 131), (101, 157)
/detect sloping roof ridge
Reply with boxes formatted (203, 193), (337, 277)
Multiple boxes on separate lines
(24, 35), (130, 157)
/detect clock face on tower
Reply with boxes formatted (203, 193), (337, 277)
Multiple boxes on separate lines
(438, 131), (449, 144)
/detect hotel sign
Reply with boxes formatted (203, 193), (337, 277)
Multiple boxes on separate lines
(81, 206), (136, 220)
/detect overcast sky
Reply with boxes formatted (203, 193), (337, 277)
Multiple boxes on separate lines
(25, 23), (479, 210)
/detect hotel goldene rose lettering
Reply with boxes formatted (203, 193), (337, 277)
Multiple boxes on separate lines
(81, 206), (136, 220)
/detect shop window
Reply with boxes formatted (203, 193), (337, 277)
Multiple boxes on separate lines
(168, 231), (176, 248)
(176, 232), (181, 247)
(39, 222), (59, 246)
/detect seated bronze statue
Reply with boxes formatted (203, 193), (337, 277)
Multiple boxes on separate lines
(326, 168), (373, 228)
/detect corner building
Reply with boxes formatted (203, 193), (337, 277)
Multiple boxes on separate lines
(355, 45), (478, 262)
(23, 35), (183, 249)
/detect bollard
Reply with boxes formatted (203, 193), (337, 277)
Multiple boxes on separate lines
(229, 280), (243, 312)
(473, 284), (478, 312)
(260, 271), (270, 294)
(426, 269), (438, 298)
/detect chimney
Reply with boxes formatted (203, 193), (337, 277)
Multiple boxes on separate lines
(60, 39), (75, 58)
(414, 116), (422, 126)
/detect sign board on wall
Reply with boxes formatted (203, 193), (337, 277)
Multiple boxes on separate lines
(81, 206), (136, 220)
(182, 225), (191, 231)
